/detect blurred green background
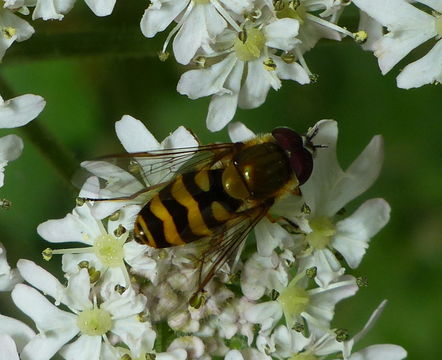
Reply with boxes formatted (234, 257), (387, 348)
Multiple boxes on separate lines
(1, 2), (441, 359)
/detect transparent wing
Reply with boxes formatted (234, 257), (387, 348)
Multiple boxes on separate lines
(194, 203), (272, 298)
(73, 143), (237, 199)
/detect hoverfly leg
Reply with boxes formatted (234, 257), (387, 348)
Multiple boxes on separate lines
(266, 214), (301, 234)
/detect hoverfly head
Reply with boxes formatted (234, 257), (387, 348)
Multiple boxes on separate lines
(272, 127), (318, 185)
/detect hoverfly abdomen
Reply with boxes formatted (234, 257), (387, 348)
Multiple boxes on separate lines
(134, 169), (242, 248)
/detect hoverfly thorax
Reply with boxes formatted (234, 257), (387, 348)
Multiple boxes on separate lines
(272, 127), (314, 185)
(224, 142), (292, 200)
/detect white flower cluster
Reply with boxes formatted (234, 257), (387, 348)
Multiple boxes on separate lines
(2, 0), (439, 130)
(0, 115), (407, 360)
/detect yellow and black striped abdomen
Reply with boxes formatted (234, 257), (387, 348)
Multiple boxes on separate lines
(134, 169), (242, 248)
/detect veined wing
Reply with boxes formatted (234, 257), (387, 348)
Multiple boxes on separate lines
(74, 143), (237, 200)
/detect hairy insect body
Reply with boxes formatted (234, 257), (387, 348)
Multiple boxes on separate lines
(134, 136), (298, 248)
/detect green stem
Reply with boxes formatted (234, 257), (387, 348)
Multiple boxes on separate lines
(20, 120), (79, 189)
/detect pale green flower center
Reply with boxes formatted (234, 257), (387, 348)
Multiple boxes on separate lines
(435, 14), (442, 37)
(93, 234), (124, 267)
(276, 1), (307, 24)
(289, 354), (318, 360)
(76, 308), (112, 336)
(305, 216), (336, 250)
(234, 28), (266, 61)
(194, 0), (210, 3)
(278, 283), (310, 317)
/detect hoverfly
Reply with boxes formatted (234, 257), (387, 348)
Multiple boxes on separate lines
(80, 126), (318, 308)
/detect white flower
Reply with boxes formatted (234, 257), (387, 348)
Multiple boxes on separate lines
(271, 300), (407, 360)
(12, 263), (156, 360)
(0, 7), (34, 59)
(244, 273), (358, 335)
(140, 0), (253, 64)
(0, 243), (22, 291)
(37, 201), (140, 293)
(178, 17), (310, 131)
(295, 120), (389, 287)
(0, 314), (35, 360)
(353, 0), (442, 88)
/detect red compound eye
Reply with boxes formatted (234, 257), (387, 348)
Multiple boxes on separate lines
(272, 127), (313, 185)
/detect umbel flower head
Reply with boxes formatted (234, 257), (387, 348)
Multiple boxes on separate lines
(4, 116), (406, 359)
(354, 0), (442, 88)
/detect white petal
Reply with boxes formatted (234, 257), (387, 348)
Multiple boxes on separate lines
(206, 60), (244, 132)
(308, 275), (358, 327)
(273, 57), (310, 84)
(219, 0), (253, 14)
(299, 249), (345, 288)
(226, 349), (244, 360)
(228, 122), (255, 142)
(112, 319), (156, 356)
(0, 94), (45, 128)
(32, 0), (65, 20)
(0, 315), (35, 352)
(140, 0), (188, 38)
(60, 335), (102, 360)
(350, 344), (407, 360)
(353, 0), (435, 73)
(238, 59), (272, 109)
(177, 53), (238, 99)
(204, 3), (227, 38)
(359, 11), (383, 52)
(334, 199), (390, 268)
(37, 204), (99, 245)
(161, 125), (199, 149)
(84, 0), (115, 16)
(263, 18), (300, 51)
(12, 285), (78, 360)
(12, 284), (77, 331)
(168, 336), (205, 359)
(0, 243), (22, 291)
(244, 301), (282, 331)
(64, 269), (92, 310)
(17, 259), (65, 303)
(115, 115), (160, 153)
(156, 349), (188, 360)
(397, 40), (442, 88)
(173, 5), (220, 65)
(0, 335), (19, 360)
(328, 135), (384, 216)
(254, 218), (290, 257)
(0, 135), (23, 162)
(353, 300), (388, 343)
(301, 120), (341, 216)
